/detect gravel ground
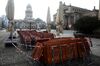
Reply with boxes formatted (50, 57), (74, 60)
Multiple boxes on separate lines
(0, 47), (33, 66)
(0, 30), (100, 66)
(0, 30), (33, 66)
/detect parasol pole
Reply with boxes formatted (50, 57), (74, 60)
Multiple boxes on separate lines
(46, 7), (51, 32)
(5, 0), (15, 44)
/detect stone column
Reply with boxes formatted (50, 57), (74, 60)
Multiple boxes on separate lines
(68, 16), (71, 29)
(64, 15), (68, 29)
(74, 14), (77, 24)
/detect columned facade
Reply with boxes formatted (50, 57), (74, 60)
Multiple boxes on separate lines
(54, 3), (92, 29)
(14, 4), (36, 29)
(63, 12), (81, 29)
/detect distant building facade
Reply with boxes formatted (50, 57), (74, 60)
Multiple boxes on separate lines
(25, 4), (33, 20)
(53, 2), (98, 29)
(83, 7), (98, 17)
(15, 4), (46, 29)
(0, 15), (9, 29)
(35, 18), (46, 29)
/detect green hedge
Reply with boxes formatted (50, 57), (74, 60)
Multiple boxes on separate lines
(74, 16), (100, 34)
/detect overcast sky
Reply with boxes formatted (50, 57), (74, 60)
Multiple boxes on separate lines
(0, 0), (99, 22)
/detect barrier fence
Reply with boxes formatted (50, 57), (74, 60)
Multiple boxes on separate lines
(11, 42), (95, 66)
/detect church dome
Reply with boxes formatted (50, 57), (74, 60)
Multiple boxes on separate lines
(25, 4), (33, 20)
(26, 4), (32, 11)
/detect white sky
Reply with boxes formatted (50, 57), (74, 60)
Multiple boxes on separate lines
(0, 0), (99, 22)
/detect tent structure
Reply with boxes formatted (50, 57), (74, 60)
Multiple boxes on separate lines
(56, 1), (64, 36)
(5, 0), (17, 47)
(6, 0), (14, 35)
(46, 7), (51, 32)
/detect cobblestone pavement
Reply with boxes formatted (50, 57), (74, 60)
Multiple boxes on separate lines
(0, 30), (100, 66)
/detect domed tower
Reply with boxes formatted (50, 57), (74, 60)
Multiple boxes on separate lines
(25, 4), (33, 20)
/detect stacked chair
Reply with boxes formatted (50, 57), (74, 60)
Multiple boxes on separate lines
(17, 30), (92, 66)
(32, 37), (92, 66)
(17, 30), (54, 49)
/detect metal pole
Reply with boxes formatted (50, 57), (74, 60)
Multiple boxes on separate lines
(30, 22), (31, 30)
(11, 20), (13, 41)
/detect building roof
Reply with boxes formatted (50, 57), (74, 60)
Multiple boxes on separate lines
(27, 4), (32, 9)
(63, 4), (91, 11)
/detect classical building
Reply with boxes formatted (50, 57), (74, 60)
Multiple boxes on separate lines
(24, 4), (35, 29)
(15, 4), (35, 29)
(14, 4), (46, 29)
(25, 4), (33, 20)
(83, 7), (98, 17)
(53, 2), (98, 29)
